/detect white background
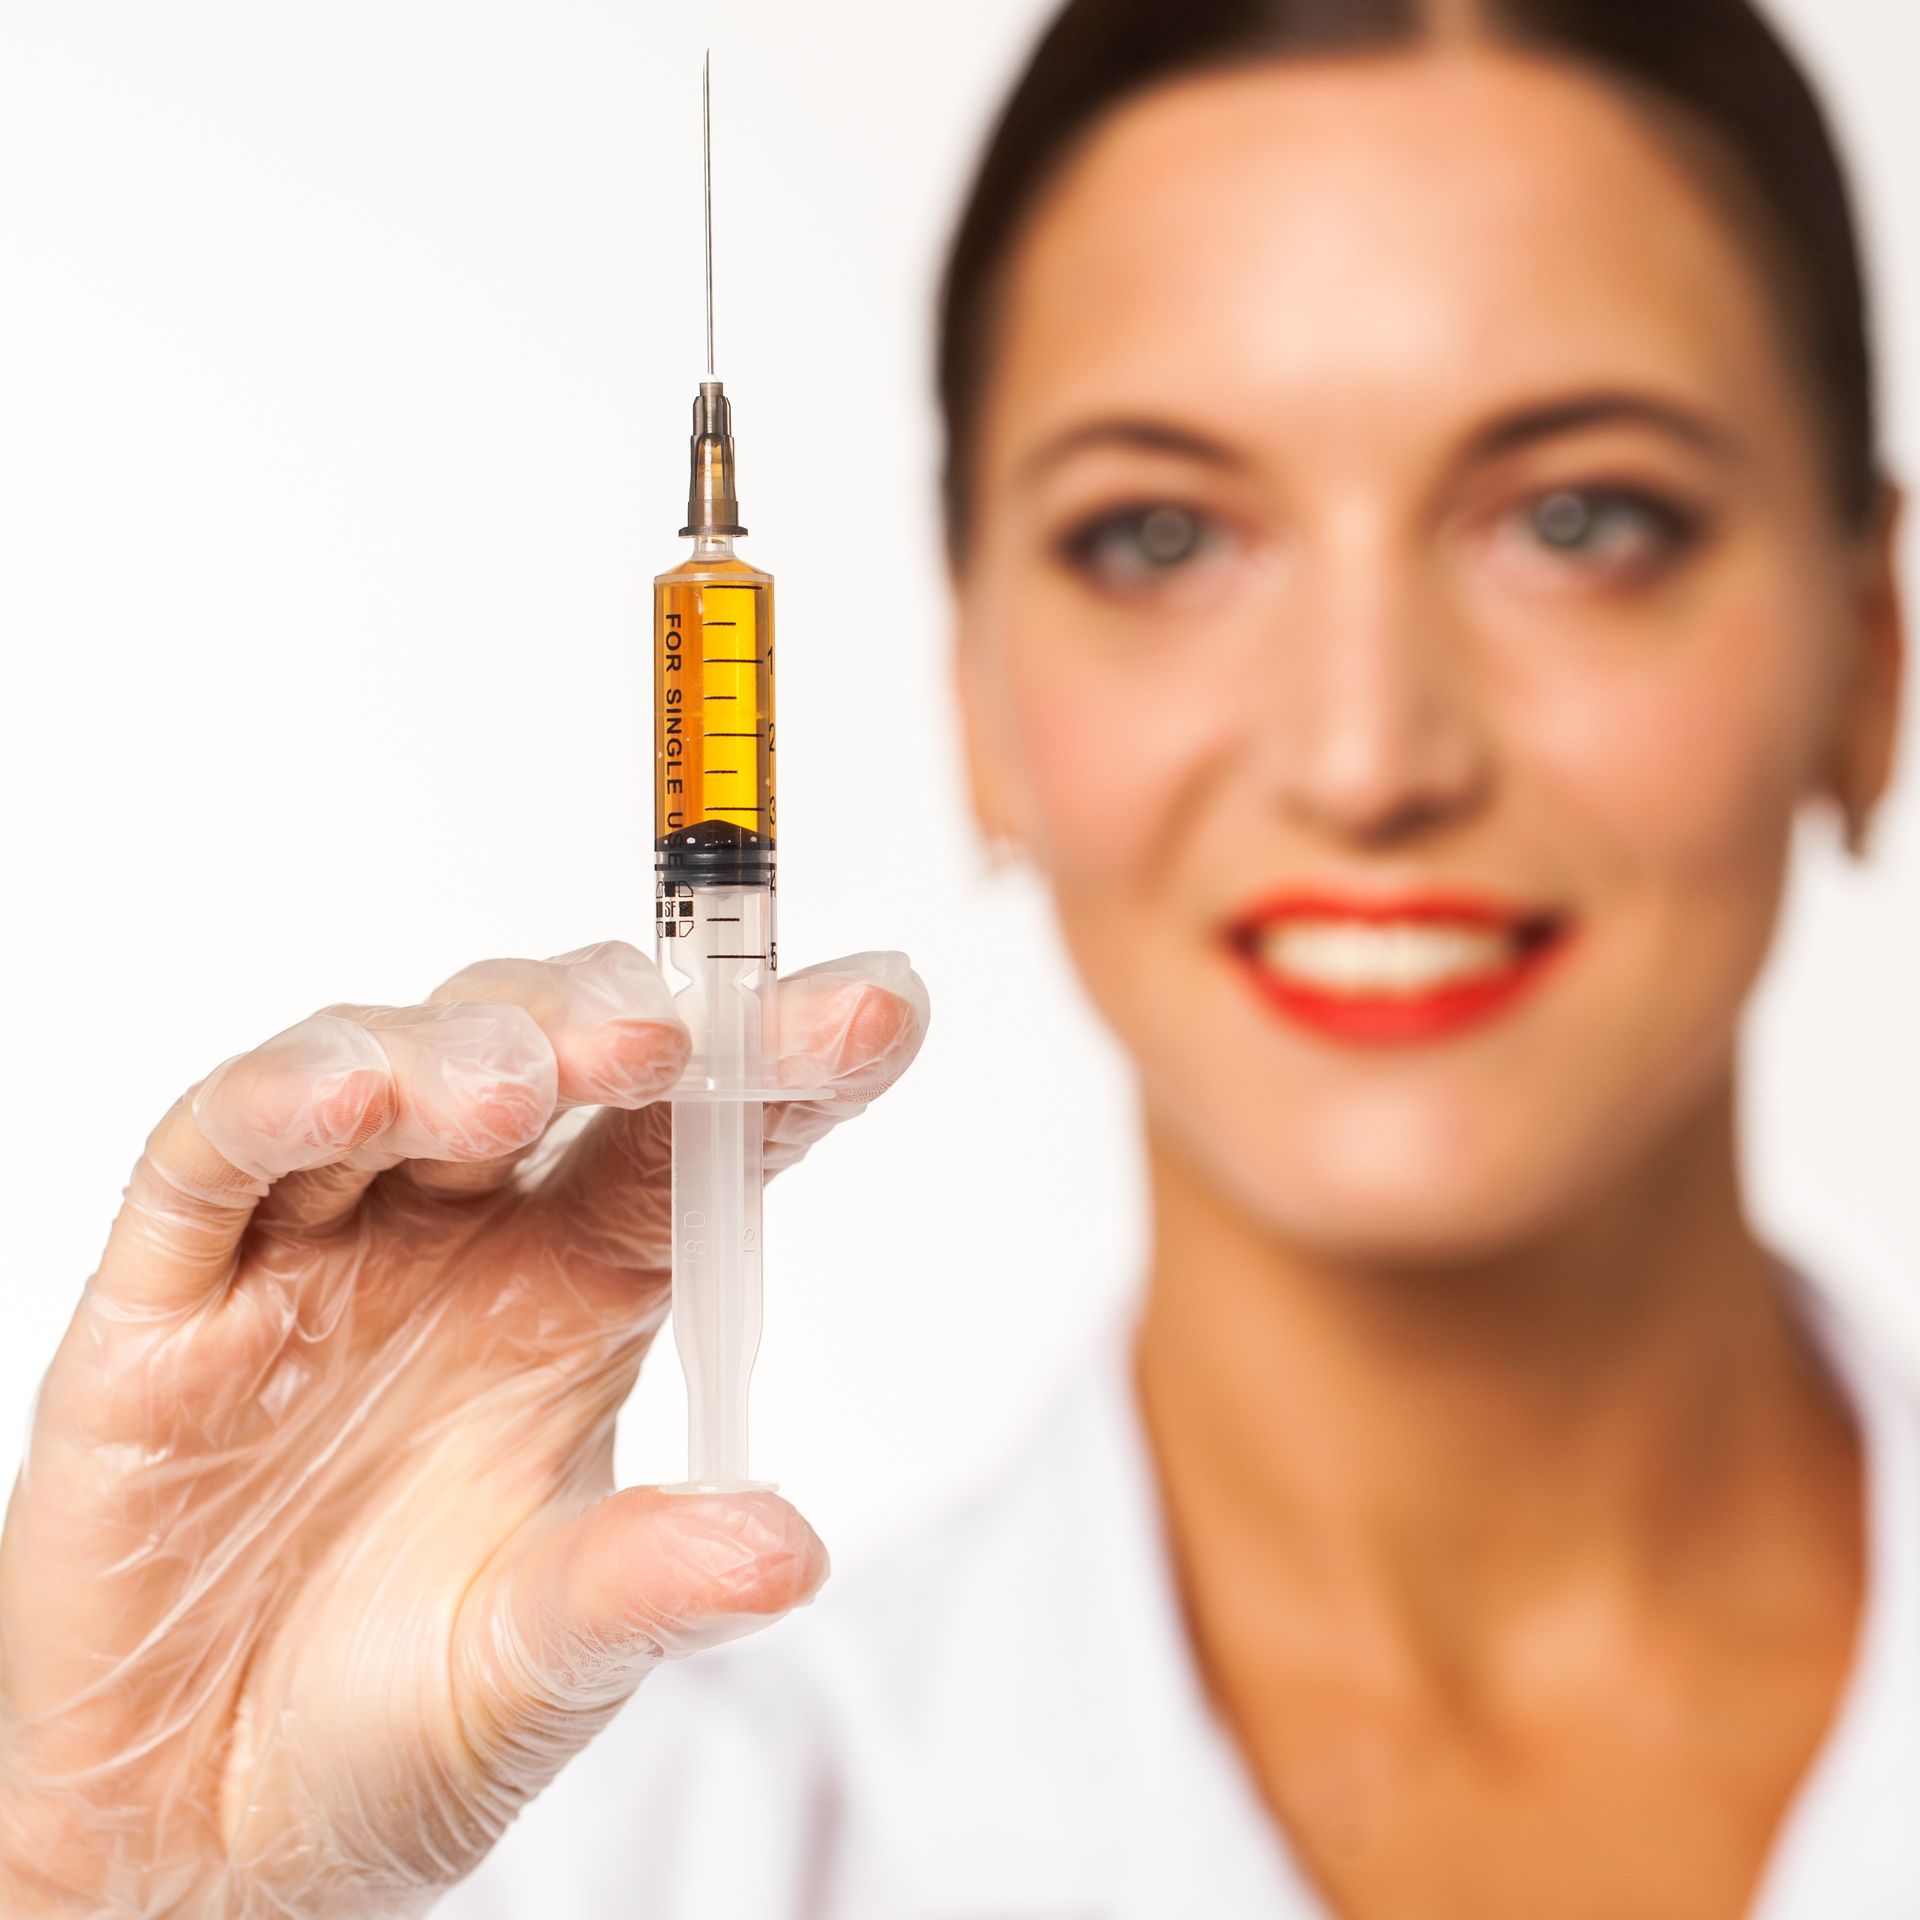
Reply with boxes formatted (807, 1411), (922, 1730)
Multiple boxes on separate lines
(2, 0), (1916, 1571)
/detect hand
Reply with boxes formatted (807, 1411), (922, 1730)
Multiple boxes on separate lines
(0, 941), (927, 1918)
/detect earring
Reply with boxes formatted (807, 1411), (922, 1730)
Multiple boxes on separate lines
(982, 833), (1025, 875)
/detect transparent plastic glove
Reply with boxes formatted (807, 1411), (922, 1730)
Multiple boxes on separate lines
(0, 941), (927, 1919)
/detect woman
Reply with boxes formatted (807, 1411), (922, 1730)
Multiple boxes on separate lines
(1, 0), (1910, 1913)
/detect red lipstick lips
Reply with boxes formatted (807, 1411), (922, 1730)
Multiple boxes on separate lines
(1224, 890), (1572, 1046)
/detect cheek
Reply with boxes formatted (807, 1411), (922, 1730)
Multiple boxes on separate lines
(1512, 592), (1830, 885)
(997, 624), (1235, 881)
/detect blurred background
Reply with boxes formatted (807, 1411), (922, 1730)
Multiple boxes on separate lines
(1, 0), (1915, 1572)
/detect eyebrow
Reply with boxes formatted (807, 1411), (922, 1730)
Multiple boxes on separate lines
(1013, 417), (1246, 490)
(1010, 390), (1747, 494)
(1459, 390), (1748, 469)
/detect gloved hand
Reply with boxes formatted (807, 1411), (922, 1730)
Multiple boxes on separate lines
(0, 940), (927, 1919)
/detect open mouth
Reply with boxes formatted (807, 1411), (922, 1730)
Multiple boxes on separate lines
(1223, 892), (1573, 1045)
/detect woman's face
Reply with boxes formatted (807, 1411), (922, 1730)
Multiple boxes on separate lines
(954, 51), (1901, 1261)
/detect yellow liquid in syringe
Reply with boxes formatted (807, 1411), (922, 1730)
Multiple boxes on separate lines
(654, 551), (776, 874)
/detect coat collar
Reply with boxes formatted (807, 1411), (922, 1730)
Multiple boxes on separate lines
(886, 1282), (1920, 1920)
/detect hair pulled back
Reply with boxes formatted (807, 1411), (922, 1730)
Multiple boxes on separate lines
(936, 0), (1881, 564)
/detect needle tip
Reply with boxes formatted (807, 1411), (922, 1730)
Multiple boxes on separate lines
(702, 52), (716, 381)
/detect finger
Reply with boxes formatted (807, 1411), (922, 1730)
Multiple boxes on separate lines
(432, 941), (688, 1109)
(763, 949), (931, 1172)
(451, 1490), (827, 1789)
(246, 999), (559, 1230)
(395, 943), (689, 1202)
(95, 1062), (388, 1315)
(96, 1012), (397, 1313)
(524, 951), (929, 1272)
(254, 1155), (402, 1230)
(215, 1002), (558, 1173)
(95, 1002), (560, 1309)
(252, 1000), (561, 1228)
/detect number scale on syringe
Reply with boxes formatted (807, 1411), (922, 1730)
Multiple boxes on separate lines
(654, 563), (778, 969)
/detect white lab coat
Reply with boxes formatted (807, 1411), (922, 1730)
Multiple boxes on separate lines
(436, 1287), (1920, 1918)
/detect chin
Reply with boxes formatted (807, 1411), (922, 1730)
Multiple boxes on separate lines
(1250, 1180), (1587, 1272)
(1167, 1085), (1635, 1273)
(1270, 1171), (1587, 1270)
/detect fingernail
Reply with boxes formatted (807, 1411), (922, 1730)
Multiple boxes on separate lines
(682, 1495), (828, 1614)
(836, 950), (922, 999)
(590, 1018), (691, 1103)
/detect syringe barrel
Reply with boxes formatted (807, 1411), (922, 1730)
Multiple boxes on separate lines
(654, 535), (780, 1491)
(660, 881), (774, 1490)
(654, 548), (775, 890)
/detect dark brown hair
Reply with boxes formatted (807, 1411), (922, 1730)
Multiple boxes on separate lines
(935, 0), (1881, 564)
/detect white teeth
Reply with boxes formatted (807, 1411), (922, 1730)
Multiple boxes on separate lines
(1255, 920), (1519, 996)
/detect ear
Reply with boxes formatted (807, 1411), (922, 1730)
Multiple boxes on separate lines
(949, 596), (1025, 850)
(1825, 484), (1906, 848)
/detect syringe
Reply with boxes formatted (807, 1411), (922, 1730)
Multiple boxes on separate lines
(654, 56), (820, 1492)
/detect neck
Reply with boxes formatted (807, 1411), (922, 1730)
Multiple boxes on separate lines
(1135, 1079), (1855, 1682)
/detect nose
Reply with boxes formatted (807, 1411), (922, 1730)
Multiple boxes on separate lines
(1257, 545), (1491, 847)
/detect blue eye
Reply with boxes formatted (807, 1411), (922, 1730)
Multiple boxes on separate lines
(1520, 487), (1701, 572)
(1058, 504), (1222, 591)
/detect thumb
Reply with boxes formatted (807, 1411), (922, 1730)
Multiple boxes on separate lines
(451, 1489), (827, 1789)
